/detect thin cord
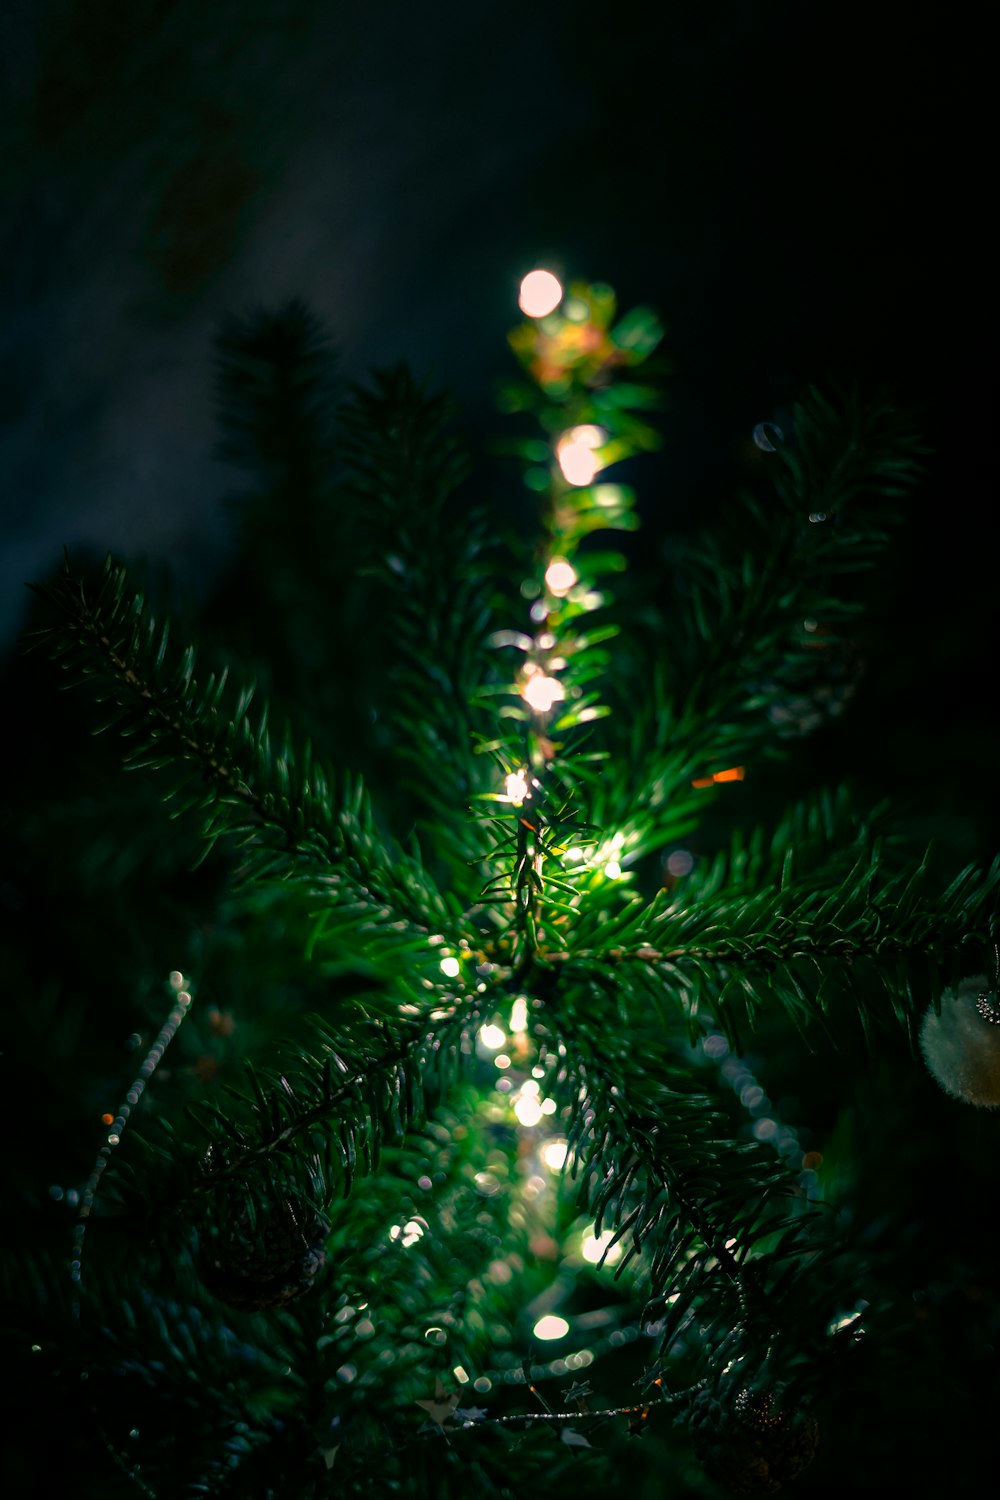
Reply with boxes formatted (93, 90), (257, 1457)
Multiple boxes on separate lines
(71, 971), (193, 1321)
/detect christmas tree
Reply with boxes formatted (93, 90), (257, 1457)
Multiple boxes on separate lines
(4, 268), (998, 1497)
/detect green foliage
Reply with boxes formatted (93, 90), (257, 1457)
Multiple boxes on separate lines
(6, 274), (998, 1499)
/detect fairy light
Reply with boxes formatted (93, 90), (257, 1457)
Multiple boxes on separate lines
(504, 769), (530, 804)
(439, 955), (461, 978)
(518, 269), (563, 317)
(521, 672), (565, 713)
(604, 859), (623, 880)
(510, 996), (528, 1033)
(541, 1139), (568, 1170)
(581, 1227), (624, 1266)
(544, 558), (578, 596)
(514, 1088), (544, 1126)
(389, 1219), (425, 1248)
(556, 425), (605, 486)
(479, 1023), (507, 1050)
(533, 1314), (570, 1340)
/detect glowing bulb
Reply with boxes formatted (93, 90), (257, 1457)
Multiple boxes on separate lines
(514, 1092), (544, 1126)
(533, 1314), (570, 1341)
(544, 558), (577, 596)
(605, 860), (622, 880)
(479, 1023), (506, 1049)
(505, 769), (530, 804)
(439, 955), (461, 978)
(510, 996), (528, 1032)
(556, 426), (605, 487)
(581, 1228), (623, 1266)
(557, 443), (599, 486)
(521, 673), (565, 713)
(541, 1139), (568, 1170)
(390, 1219), (425, 1247)
(518, 269), (563, 317)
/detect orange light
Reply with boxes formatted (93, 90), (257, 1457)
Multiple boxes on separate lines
(101, 1113), (114, 1126)
(692, 766), (745, 788)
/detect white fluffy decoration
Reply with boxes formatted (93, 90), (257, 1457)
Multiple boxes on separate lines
(920, 975), (1000, 1108)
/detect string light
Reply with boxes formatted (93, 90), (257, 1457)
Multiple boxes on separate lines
(541, 1139), (568, 1170)
(533, 1314), (570, 1341)
(556, 426), (605, 487)
(521, 672), (565, 713)
(504, 769), (530, 804)
(518, 269), (563, 318)
(513, 1087), (545, 1126)
(544, 558), (577, 596)
(71, 975), (194, 1315)
(581, 1227), (624, 1266)
(509, 997), (528, 1032)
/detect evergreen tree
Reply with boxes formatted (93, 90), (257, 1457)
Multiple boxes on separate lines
(3, 268), (998, 1498)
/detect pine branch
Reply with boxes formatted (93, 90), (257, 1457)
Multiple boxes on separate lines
(590, 388), (926, 861)
(27, 554), (456, 944)
(554, 846), (1000, 1050)
(340, 365), (507, 878)
(514, 960), (800, 1305)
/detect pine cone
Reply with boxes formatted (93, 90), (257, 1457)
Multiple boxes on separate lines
(688, 1377), (819, 1495)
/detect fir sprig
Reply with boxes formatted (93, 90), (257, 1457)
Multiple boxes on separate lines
(27, 554), (456, 942)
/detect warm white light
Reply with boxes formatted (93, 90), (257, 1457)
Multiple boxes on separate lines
(544, 558), (578, 596)
(439, 955), (461, 978)
(541, 1139), (568, 1170)
(556, 426), (605, 487)
(390, 1219), (425, 1248)
(604, 859), (623, 880)
(509, 996), (528, 1032)
(568, 424), (604, 447)
(581, 1227), (623, 1266)
(514, 1092), (544, 1126)
(533, 1314), (570, 1340)
(557, 443), (598, 486)
(519, 269), (563, 317)
(479, 1023), (506, 1050)
(505, 769), (530, 804)
(521, 673), (565, 713)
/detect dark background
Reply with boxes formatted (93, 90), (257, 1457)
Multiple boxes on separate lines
(1, 0), (993, 848)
